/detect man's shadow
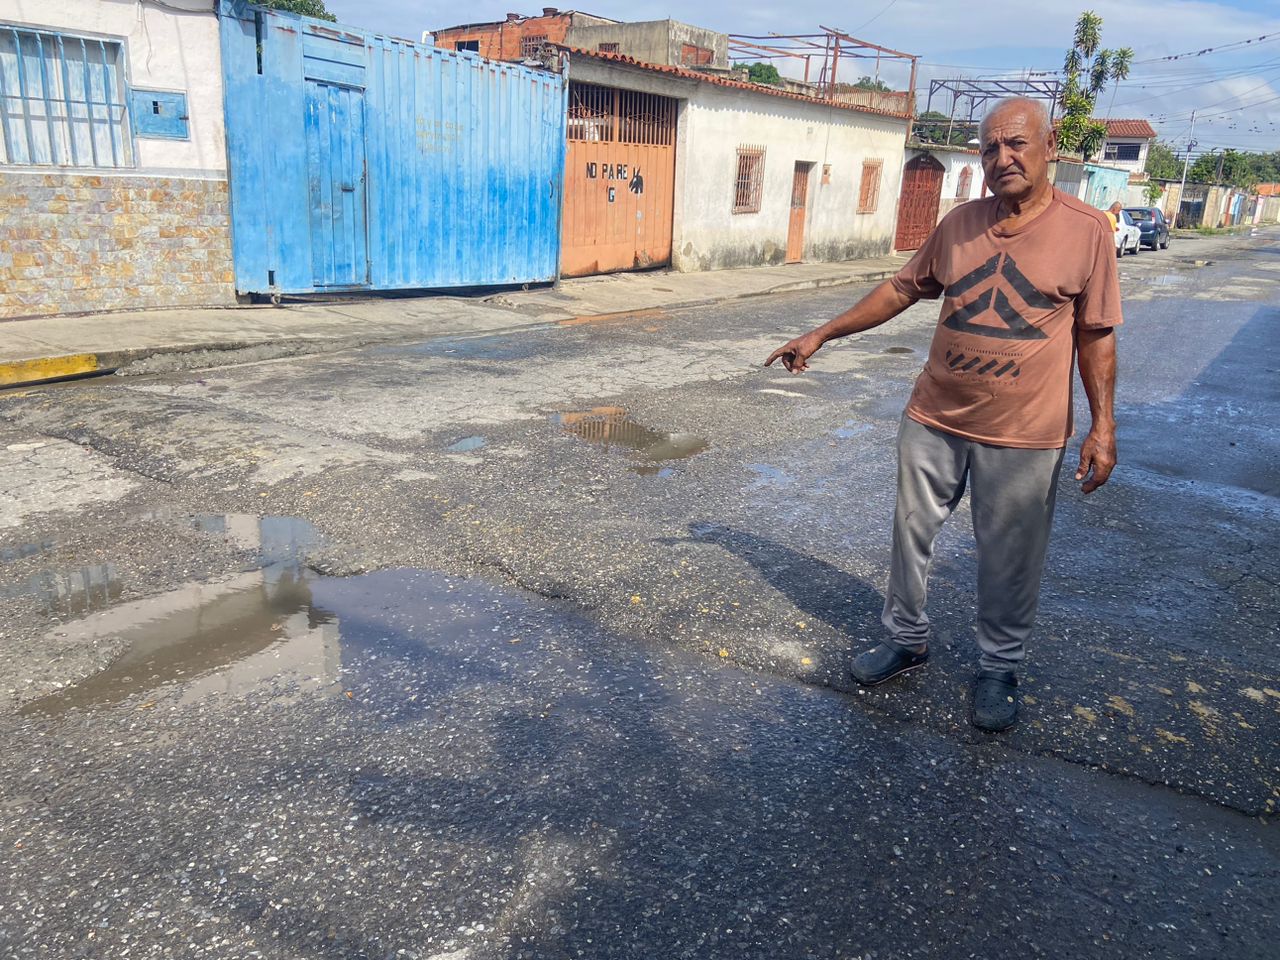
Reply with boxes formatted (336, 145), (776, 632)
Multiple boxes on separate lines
(680, 522), (886, 641)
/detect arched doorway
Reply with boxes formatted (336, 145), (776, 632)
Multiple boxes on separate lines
(894, 154), (945, 252)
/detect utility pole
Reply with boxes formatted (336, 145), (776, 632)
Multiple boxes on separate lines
(1175, 110), (1196, 228)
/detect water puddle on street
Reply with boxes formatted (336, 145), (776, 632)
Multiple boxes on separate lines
(831, 420), (873, 440)
(16, 514), (325, 716)
(18, 566), (672, 724)
(0, 563), (122, 616)
(446, 435), (487, 453)
(558, 407), (708, 474)
(883, 346), (915, 354)
(1, 539), (56, 564)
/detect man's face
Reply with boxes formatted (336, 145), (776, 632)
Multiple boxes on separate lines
(980, 107), (1053, 203)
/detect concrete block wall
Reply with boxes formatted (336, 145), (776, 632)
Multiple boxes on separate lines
(0, 171), (235, 320)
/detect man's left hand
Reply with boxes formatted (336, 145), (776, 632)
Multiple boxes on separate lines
(1075, 427), (1117, 494)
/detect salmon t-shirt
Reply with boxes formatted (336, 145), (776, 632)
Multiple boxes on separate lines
(890, 188), (1122, 449)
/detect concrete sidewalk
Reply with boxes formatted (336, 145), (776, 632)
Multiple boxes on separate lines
(0, 255), (905, 387)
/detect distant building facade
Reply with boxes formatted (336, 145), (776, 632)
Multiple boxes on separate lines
(431, 10), (729, 71)
(559, 49), (911, 276)
(1100, 119), (1157, 179)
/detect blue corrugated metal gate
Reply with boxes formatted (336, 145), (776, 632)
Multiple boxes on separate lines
(219, 1), (567, 295)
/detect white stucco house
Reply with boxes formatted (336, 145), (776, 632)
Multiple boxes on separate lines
(562, 48), (912, 274)
(0, 0), (234, 318)
(1100, 119), (1156, 179)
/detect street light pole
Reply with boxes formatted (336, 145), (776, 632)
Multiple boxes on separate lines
(1175, 110), (1197, 228)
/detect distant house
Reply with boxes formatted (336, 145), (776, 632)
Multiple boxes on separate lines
(554, 48), (912, 276)
(431, 9), (728, 70)
(1100, 119), (1157, 179)
(0, 0), (235, 320)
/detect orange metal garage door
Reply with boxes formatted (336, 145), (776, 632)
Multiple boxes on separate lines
(562, 83), (677, 277)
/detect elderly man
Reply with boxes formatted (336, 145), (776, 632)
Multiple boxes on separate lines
(765, 97), (1120, 732)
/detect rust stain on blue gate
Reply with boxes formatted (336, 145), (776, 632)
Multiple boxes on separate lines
(219, 1), (566, 294)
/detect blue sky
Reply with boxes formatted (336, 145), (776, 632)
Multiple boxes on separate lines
(325, 0), (1280, 153)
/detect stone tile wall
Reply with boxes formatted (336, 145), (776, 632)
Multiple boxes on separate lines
(0, 172), (236, 320)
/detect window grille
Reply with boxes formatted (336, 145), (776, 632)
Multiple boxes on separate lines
(567, 83), (676, 146)
(0, 26), (133, 167)
(857, 159), (882, 214)
(733, 145), (765, 214)
(1103, 142), (1141, 162)
(520, 34), (548, 59)
(597, 42), (619, 53)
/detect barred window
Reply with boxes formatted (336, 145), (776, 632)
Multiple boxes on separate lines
(520, 34), (548, 59)
(1103, 142), (1141, 162)
(733, 145), (765, 214)
(597, 42), (619, 53)
(0, 26), (133, 167)
(857, 159), (882, 214)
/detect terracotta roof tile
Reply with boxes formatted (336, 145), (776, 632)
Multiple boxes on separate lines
(1105, 119), (1157, 139)
(557, 46), (914, 120)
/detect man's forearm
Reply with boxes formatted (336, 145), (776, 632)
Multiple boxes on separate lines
(1076, 326), (1117, 428)
(812, 280), (918, 345)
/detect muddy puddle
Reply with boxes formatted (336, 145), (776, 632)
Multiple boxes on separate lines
(558, 407), (708, 474)
(13, 513), (324, 716)
(0, 562), (122, 617)
(16, 567), (655, 722)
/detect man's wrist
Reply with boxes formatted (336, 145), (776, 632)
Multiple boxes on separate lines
(1089, 416), (1116, 434)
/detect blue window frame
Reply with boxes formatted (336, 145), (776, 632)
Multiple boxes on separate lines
(0, 25), (133, 167)
(130, 89), (188, 140)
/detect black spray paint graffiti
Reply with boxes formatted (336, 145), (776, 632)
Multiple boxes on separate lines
(586, 162), (645, 202)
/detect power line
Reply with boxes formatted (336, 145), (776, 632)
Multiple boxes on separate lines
(1133, 31), (1280, 65)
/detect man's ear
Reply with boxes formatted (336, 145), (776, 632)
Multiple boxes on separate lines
(1046, 130), (1059, 161)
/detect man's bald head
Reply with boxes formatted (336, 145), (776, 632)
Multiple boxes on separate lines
(978, 97), (1056, 204)
(980, 97), (1051, 141)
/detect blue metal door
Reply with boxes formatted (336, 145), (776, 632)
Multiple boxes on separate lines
(305, 81), (368, 287)
(219, 1), (567, 297)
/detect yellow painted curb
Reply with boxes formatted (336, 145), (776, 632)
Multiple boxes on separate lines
(0, 353), (100, 387)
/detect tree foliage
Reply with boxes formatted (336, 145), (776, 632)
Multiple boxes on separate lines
(849, 75), (890, 92)
(1144, 141), (1182, 181)
(746, 62), (781, 85)
(1058, 11), (1132, 160)
(1187, 149), (1280, 189)
(913, 110), (977, 147)
(257, 0), (337, 22)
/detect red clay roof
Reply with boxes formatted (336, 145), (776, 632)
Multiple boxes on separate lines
(558, 46), (914, 120)
(1105, 119), (1156, 139)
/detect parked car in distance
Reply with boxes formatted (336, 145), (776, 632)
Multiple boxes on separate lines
(1114, 210), (1142, 257)
(1124, 206), (1170, 249)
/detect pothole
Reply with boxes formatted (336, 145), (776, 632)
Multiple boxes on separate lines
(558, 407), (708, 474)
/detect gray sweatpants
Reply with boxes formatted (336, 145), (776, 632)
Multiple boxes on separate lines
(882, 415), (1066, 672)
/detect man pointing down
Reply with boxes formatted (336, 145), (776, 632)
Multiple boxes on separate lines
(765, 97), (1121, 731)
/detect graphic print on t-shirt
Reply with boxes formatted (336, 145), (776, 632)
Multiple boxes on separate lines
(941, 253), (1053, 341)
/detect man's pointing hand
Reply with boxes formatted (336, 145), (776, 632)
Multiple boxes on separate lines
(765, 332), (824, 374)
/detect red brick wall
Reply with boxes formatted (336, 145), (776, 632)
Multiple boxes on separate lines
(433, 15), (572, 61)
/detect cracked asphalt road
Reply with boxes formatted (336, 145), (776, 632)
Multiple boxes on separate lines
(1, 229), (1278, 957)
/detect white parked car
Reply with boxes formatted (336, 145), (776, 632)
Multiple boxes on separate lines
(1114, 210), (1142, 257)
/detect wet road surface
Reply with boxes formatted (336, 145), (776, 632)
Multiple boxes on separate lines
(1, 229), (1278, 956)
